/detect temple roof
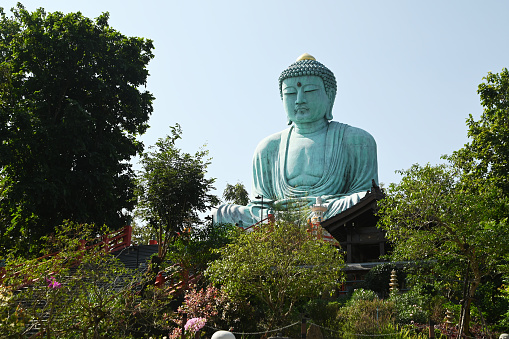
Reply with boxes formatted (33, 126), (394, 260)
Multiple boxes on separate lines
(321, 180), (385, 240)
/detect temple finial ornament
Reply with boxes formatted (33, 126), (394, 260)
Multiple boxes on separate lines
(296, 53), (316, 61)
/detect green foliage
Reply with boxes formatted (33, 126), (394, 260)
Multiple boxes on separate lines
(131, 221), (156, 245)
(485, 276), (509, 332)
(272, 197), (312, 226)
(164, 222), (239, 279)
(0, 284), (26, 335)
(473, 274), (508, 329)
(0, 4), (154, 256)
(301, 298), (345, 332)
(301, 291), (445, 338)
(447, 68), (509, 334)
(222, 182), (249, 206)
(177, 284), (257, 336)
(398, 325), (441, 339)
(378, 162), (509, 334)
(205, 220), (345, 329)
(452, 68), (509, 196)
(362, 263), (406, 298)
(390, 289), (429, 324)
(0, 222), (173, 338)
(337, 296), (397, 336)
(346, 288), (379, 305)
(375, 69), (509, 335)
(136, 124), (219, 261)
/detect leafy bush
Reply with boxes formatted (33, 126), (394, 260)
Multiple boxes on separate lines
(347, 288), (379, 305)
(206, 220), (345, 330)
(337, 297), (396, 336)
(302, 297), (346, 331)
(362, 263), (406, 298)
(176, 284), (257, 336)
(390, 289), (428, 324)
(0, 222), (174, 338)
(399, 324), (444, 338)
(474, 275), (509, 330)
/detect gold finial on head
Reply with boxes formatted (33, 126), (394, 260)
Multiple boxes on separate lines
(296, 53), (316, 61)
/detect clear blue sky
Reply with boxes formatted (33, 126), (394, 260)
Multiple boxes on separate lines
(3, 1), (509, 208)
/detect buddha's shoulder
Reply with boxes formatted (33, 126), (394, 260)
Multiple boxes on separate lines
(254, 129), (287, 155)
(331, 122), (376, 146)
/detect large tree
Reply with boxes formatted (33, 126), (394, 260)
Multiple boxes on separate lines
(205, 220), (345, 330)
(0, 4), (154, 254)
(380, 69), (509, 335)
(452, 68), (509, 196)
(378, 163), (509, 335)
(222, 181), (249, 206)
(136, 124), (219, 263)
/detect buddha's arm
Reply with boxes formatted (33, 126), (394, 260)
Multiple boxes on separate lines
(251, 132), (283, 203)
(343, 127), (378, 194)
(321, 127), (378, 217)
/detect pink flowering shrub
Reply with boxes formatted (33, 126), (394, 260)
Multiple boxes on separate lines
(179, 285), (222, 319)
(177, 284), (255, 334)
(168, 327), (182, 339)
(185, 317), (206, 332)
(169, 317), (206, 339)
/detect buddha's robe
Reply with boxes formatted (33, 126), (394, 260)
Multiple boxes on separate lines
(213, 121), (378, 226)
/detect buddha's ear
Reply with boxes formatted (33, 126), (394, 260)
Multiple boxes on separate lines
(325, 105), (333, 120)
(325, 91), (335, 120)
(287, 118), (293, 125)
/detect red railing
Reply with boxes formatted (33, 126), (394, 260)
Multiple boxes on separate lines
(2, 225), (202, 295)
(0, 225), (132, 286)
(156, 269), (201, 294)
(100, 225), (132, 253)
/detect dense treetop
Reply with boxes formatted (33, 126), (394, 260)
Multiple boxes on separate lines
(0, 4), (154, 254)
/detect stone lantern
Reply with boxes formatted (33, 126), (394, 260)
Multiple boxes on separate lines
(445, 309), (455, 329)
(389, 269), (399, 292)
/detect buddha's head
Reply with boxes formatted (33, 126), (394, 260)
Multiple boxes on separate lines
(279, 53), (337, 125)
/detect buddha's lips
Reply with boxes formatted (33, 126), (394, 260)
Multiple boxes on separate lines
(295, 105), (309, 113)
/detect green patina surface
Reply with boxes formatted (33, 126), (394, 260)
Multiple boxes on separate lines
(214, 54), (378, 226)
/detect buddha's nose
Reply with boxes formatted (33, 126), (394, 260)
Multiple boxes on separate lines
(296, 90), (307, 104)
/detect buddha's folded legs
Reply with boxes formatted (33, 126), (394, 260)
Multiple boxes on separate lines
(213, 203), (258, 228)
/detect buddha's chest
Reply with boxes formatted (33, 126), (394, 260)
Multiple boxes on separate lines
(285, 133), (326, 186)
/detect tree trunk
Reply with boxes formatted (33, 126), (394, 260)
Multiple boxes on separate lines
(463, 275), (481, 336)
(459, 260), (481, 338)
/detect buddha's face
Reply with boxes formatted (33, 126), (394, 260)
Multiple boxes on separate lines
(282, 75), (330, 125)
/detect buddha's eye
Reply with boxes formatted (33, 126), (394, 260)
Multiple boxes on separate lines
(283, 89), (296, 95)
(304, 85), (319, 93)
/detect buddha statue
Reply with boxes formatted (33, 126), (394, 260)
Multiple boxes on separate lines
(213, 53), (378, 226)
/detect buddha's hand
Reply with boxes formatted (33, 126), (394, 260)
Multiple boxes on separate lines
(321, 195), (346, 203)
(274, 197), (316, 210)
